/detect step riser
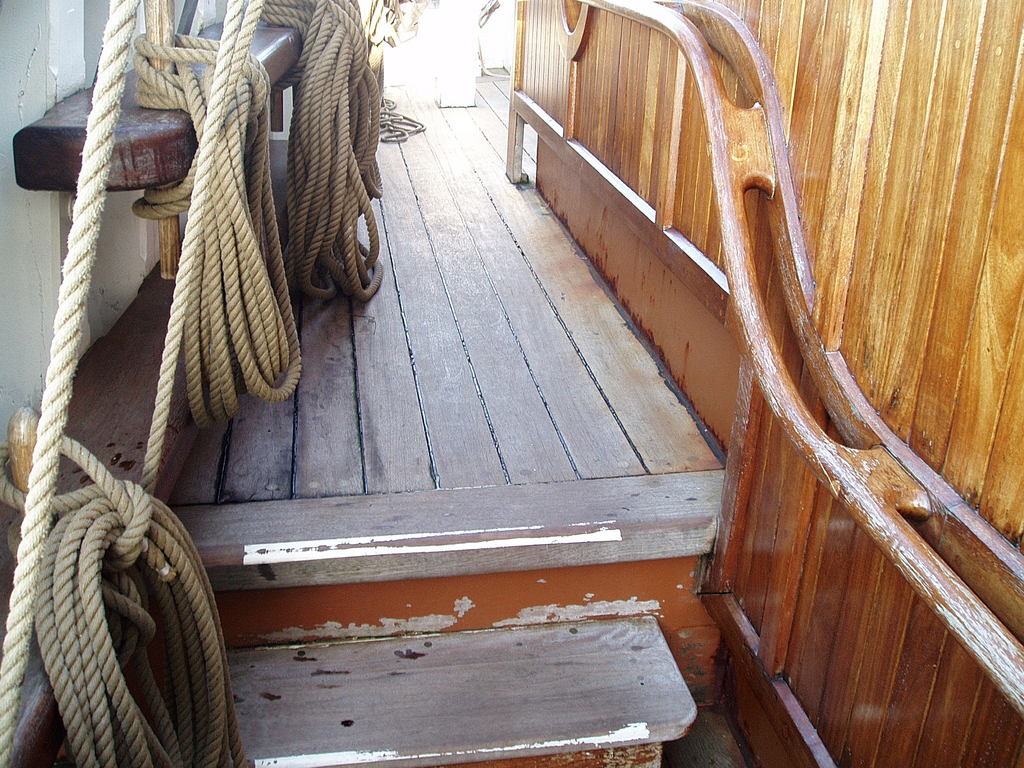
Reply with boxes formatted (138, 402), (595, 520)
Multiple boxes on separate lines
(214, 558), (721, 706)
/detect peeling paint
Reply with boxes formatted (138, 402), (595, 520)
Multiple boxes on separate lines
(256, 614), (460, 644)
(491, 597), (662, 627)
(453, 596), (475, 618)
(253, 722), (652, 767)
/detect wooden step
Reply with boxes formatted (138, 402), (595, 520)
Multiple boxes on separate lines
(229, 616), (696, 768)
(176, 470), (722, 590)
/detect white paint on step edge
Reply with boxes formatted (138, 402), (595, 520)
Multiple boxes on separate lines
(491, 597), (662, 627)
(256, 614), (461, 644)
(243, 527), (623, 565)
(253, 722), (652, 767)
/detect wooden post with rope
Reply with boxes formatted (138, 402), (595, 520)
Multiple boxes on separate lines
(5, 408), (38, 554)
(144, 0), (183, 279)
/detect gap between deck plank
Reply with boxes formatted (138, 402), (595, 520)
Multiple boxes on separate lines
(294, 295), (364, 498)
(405, 90), (649, 479)
(396, 128), (581, 484)
(377, 148), (507, 489)
(403, 90), (721, 475)
(353, 199), (434, 494)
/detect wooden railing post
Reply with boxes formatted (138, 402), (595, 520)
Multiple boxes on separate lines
(144, 0), (183, 279)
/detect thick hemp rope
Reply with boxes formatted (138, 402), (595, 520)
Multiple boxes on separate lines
(133, 15), (301, 426)
(0, 0), (284, 764)
(264, 0), (385, 300)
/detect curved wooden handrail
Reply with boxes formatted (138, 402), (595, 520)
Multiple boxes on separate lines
(560, 0), (1024, 715)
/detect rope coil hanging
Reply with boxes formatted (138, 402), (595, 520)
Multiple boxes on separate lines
(264, 0), (385, 300)
(133, 22), (301, 426)
(0, 0), (289, 763)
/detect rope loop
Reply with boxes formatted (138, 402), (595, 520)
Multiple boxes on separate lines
(133, 26), (302, 427)
(265, 0), (385, 301)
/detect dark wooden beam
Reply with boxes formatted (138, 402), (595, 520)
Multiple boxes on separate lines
(13, 24), (299, 192)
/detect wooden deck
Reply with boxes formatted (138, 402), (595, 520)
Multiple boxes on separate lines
(171, 76), (719, 508)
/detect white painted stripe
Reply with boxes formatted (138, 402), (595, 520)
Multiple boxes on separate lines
(253, 722), (651, 767)
(246, 524), (547, 556)
(243, 528), (623, 565)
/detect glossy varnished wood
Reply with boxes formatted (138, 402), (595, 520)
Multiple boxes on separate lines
(512, 0), (1024, 765)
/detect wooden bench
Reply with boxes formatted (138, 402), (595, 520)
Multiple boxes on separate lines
(12, 23), (300, 192)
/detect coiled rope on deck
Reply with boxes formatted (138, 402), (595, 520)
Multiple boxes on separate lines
(264, 0), (385, 300)
(0, 0), (285, 764)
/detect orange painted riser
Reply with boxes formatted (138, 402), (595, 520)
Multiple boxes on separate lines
(215, 558), (721, 704)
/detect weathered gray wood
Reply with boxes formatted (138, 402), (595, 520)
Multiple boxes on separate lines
(294, 296), (364, 497)
(220, 393), (296, 502)
(397, 115), (577, 485)
(352, 199), (434, 495)
(169, 421), (226, 506)
(476, 80), (539, 163)
(176, 470), (721, 590)
(426, 94), (721, 475)
(229, 617), (696, 768)
(405, 91), (644, 480)
(376, 146), (506, 489)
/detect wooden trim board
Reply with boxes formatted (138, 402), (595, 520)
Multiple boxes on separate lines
(177, 470), (722, 590)
(511, 91), (729, 323)
(704, 594), (836, 768)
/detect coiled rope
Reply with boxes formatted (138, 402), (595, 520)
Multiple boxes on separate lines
(0, 0), (287, 763)
(264, 0), (385, 300)
(133, 17), (301, 426)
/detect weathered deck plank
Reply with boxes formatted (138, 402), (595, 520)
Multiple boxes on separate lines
(176, 469), (722, 589)
(171, 81), (719, 505)
(294, 296), (364, 498)
(353, 199), (434, 495)
(376, 147), (507, 489)
(230, 617), (696, 767)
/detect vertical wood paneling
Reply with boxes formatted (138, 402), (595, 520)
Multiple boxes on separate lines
(515, 0), (1024, 763)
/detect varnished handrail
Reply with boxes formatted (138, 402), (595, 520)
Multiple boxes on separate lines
(544, 0), (1024, 714)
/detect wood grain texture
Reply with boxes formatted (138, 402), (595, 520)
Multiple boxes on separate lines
(230, 618), (695, 767)
(293, 297), (364, 498)
(663, 707), (748, 768)
(413, 92), (703, 478)
(12, 25), (301, 192)
(177, 470), (721, 590)
(453, 744), (662, 768)
(355, 199), (434, 495)
(512, 0), (1024, 765)
(396, 111), (578, 484)
(376, 144), (507, 490)
(219, 392), (296, 503)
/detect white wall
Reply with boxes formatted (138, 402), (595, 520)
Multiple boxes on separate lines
(0, 0), (159, 431)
